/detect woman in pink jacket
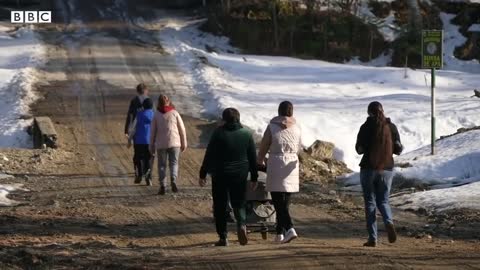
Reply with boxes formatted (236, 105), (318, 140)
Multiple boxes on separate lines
(150, 95), (187, 195)
(257, 101), (302, 244)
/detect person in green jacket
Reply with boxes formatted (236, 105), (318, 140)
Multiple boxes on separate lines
(199, 108), (258, 247)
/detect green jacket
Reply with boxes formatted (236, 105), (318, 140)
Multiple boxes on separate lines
(199, 123), (258, 182)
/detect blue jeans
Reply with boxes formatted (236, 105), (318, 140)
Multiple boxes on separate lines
(360, 169), (394, 242)
(157, 147), (180, 187)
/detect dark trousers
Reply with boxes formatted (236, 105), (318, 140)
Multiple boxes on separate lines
(271, 192), (293, 235)
(133, 144), (151, 177)
(212, 173), (247, 240)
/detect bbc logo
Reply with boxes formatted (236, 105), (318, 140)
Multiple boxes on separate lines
(11, 11), (52, 24)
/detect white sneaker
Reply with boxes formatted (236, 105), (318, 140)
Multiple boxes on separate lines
(282, 228), (298, 244)
(274, 234), (284, 243)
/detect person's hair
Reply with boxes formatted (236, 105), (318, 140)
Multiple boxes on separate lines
(278, 101), (293, 117)
(143, 98), (153, 110)
(157, 94), (170, 110)
(368, 101), (386, 123)
(136, 83), (148, 95)
(222, 108), (240, 124)
(367, 101), (393, 170)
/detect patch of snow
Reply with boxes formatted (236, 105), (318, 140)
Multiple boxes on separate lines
(468, 24), (480, 32)
(0, 26), (46, 148)
(0, 173), (13, 180)
(0, 183), (24, 207)
(159, 19), (480, 171)
(347, 50), (393, 66)
(356, 2), (401, 42)
(440, 12), (480, 72)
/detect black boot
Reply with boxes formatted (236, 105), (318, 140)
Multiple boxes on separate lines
(237, 225), (248, 246)
(134, 175), (142, 184)
(145, 170), (152, 186)
(158, 186), (166, 195)
(171, 182), (178, 193)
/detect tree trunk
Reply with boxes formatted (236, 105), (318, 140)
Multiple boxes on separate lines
(272, 1), (280, 52)
(369, 29), (374, 61)
(289, 19), (296, 54)
(404, 54), (409, 78)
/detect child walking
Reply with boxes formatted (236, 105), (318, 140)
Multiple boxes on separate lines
(149, 95), (187, 195)
(130, 98), (154, 185)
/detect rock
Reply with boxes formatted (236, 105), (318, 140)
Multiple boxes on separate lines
(299, 140), (351, 185)
(306, 140), (335, 159)
(47, 200), (60, 207)
(91, 157), (96, 161)
(328, 190), (337, 196)
(2, 155), (8, 162)
(90, 221), (109, 229)
(16, 249), (43, 266)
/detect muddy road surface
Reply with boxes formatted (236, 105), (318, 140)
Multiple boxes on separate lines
(0, 1), (479, 269)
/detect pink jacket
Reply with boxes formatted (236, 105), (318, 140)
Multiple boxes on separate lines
(149, 110), (187, 151)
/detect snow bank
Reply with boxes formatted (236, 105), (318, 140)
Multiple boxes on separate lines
(0, 25), (46, 148)
(159, 20), (480, 171)
(396, 129), (480, 187)
(392, 181), (480, 212)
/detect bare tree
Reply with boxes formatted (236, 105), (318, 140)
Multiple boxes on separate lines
(220, 0), (232, 14)
(334, 0), (359, 14)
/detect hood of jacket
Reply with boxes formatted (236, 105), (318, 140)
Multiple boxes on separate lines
(270, 116), (296, 129)
(223, 122), (243, 131)
(158, 105), (175, 114)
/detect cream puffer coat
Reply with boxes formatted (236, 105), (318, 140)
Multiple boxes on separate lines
(149, 110), (187, 151)
(257, 116), (302, 193)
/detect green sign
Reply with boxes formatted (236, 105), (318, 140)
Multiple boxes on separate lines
(422, 30), (443, 69)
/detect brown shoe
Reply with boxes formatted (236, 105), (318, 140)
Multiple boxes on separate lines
(386, 223), (397, 243)
(237, 225), (248, 246)
(363, 241), (377, 247)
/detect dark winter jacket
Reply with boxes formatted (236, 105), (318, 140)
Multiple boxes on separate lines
(134, 109), (154, 145)
(199, 122), (258, 182)
(124, 95), (147, 134)
(355, 117), (403, 170)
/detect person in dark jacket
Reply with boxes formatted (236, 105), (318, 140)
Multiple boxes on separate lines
(132, 98), (154, 186)
(355, 101), (403, 247)
(125, 83), (149, 183)
(199, 108), (258, 247)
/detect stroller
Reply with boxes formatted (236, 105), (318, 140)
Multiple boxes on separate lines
(246, 170), (276, 240)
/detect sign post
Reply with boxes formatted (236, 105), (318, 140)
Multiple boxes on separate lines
(422, 30), (443, 155)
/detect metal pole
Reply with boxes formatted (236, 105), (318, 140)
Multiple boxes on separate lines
(431, 68), (436, 155)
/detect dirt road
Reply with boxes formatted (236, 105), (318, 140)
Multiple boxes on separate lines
(0, 1), (479, 269)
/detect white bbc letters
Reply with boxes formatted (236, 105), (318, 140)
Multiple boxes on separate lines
(39, 11), (52, 23)
(25, 11), (38, 23)
(11, 11), (52, 24)
(11, 11), (24, 23)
